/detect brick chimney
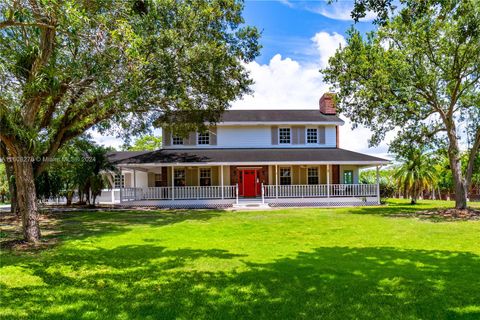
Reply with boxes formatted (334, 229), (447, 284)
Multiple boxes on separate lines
(319, 93), (336, 115)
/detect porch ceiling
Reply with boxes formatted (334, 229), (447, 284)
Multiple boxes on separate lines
(114, 148), (390, 166)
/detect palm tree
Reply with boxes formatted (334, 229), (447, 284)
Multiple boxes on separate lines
(394, 149), (438, 204)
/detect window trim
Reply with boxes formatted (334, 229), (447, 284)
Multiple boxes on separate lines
(154, 173), (163, 187)
(343, 170), (354, 184)
(173, 168), (187, 187)
(278, 127), (291, 145)
(197, 132), (210, 145)
(198, 167), (212, 186)
(305, 127), (319, 144)
(279, 166), (292, 185)
(114, 174), (125, 189)
(306, 166), (319, 185)
(171, 133), (184, 145)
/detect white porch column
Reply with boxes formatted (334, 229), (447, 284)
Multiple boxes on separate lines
(376, 165), (381, 204)
(133, 169), (137, 200)
(220, 165), (224, 199)
(275, 164), (279, 199)
(171, 166), (175, 200)
(326, 164), (330, 198)
(119, 170), (123, 204)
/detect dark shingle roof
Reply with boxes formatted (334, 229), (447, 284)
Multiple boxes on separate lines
(107, 151), (151, 163)
(219, 110), (344, 123)
(116, 148), (389, 164)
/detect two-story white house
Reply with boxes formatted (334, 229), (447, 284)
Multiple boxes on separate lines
(107, 93), (389, 208)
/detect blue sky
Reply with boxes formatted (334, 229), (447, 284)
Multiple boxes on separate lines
(95, 1), (393, 157)
(243, 0), (375, 65)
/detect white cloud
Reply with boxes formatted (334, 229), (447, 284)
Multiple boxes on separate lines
(307, 1), (377, 22)
(311, 31), (346, 68)
(276, 0), (294, 8)
(233, 54), (327, 109)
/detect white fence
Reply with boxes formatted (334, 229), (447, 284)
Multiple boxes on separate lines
(263, 184), (378, 198)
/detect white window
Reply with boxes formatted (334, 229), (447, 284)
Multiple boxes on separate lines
(279, 167), (291, 185)
(197, 132), (210, 145)
(114, 174), (125, 188)
(199, 168), (212, 186)
(279, 128), (291, 144)
(172, 135), (183, 145)
(174, 169), (186, 186)
(307, 167), (319, 185)
(306, 128), (318, 144)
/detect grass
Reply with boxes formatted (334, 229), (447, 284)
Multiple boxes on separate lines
(1, 199), (480, 319)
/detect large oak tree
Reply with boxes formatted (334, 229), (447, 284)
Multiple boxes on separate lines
(323, 0), (480, 209)
(0, 0), (260, 242)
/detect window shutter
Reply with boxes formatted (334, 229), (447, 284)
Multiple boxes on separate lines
(292, 126), (304, 144)
(147, 172), (155, 187)
(318, 126), (326, 144)
(210, 127), (217, 145)
(161, 167), (168, 186)
(188, 132), (196, 145)
(271, 126), (278, 145)
(163, 129), (171, 146)
(298, 126), (306, 144)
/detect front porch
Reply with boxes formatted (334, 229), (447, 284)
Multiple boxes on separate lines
(111, 164), (381, 208)
(118, 183), (379, 208)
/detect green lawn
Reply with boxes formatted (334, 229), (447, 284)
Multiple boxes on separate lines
(1, 199), (480, 319)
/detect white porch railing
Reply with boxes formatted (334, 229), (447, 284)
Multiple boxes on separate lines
(120, 184), (378, 202)
(264, 184), (378, 198)
(121, 186), (236, 201)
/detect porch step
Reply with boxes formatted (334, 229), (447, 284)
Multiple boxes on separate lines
(232, 199), (270, 209)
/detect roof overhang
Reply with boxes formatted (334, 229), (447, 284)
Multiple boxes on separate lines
(119, 161), (389, 167)
(215, 121), (345, 126)
(114, 148), (391, 168)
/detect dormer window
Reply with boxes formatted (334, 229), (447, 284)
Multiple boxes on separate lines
(306, 128), (318, 144)
(197, 132), (210, 145)
(279, 128), (291, 144)
(172, 135), (183, 145)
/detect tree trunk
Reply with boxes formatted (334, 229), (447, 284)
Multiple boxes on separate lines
(14, 160), (41, 243)
(66, 191), (74, 206)
(448, 147), (468, 209)
(445, 120), (468, 209)
(410, 189), (417, 204)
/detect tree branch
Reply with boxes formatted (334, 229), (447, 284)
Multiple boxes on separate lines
(0, 20), (55, 30)
(35, 90), (118, 175)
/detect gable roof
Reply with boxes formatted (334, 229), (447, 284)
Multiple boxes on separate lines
(115, 148), (389, 165)
(219, 110), (344, 124)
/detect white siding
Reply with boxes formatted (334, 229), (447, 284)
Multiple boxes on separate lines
(215, 125), (337, 148)
(217, 126), (271, 148)
(163, 124), (338, 149)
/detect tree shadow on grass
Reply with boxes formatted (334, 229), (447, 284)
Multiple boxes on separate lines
(1, 245), (479, 319)
(345, 201), (458, 217)
(36, 209), (224, 243)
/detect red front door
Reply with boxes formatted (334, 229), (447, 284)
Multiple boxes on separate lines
(242, 170), (257, 197)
